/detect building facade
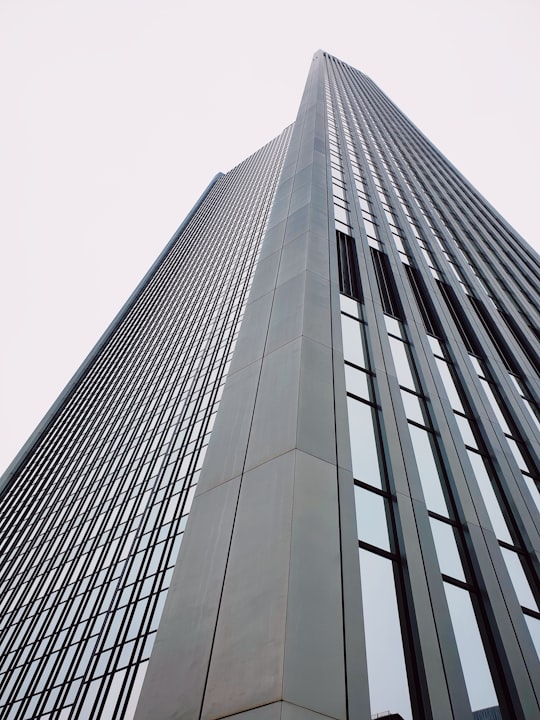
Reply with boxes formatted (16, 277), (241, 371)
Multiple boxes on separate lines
(0, 51), (539, 720)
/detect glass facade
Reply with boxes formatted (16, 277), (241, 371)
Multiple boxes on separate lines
(0, 50), (538, 720)
(325, 52), (539, 719)
(0, 127), (292, 720)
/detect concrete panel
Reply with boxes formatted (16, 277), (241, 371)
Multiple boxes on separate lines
(296, 338), (336, 465)
(306, 229), (330, 281)
(198, 359), (261, 494)
(283, 451), (346, 720)
(224, 702), (282, 720)
(277, 233), (310, 287)
(245, 338), (302, 472)
(303, 271), (331, 348)
(292, 164), (317, 192)
(260, 218), (287, 260)
(202, 452), (296, 720)
(270, 194), (296, 226)
(283, 205), (311, 244)
(266, 273), (306, 355)
(133, 477), (241, 720)
(230, 292), (273, 374)
(249, 250), (281, 303)
(281, 701), (339, 720)
(290, 184), (314, 213)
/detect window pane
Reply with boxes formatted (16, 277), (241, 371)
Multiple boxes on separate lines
(345, 365), (370, 400)
(340, 295), (359, 318)
(434, 358), (464, 413)
(524, 615), (540, 660)
(359, 550), (412, 720)
(401, 390), (426, 425)
(347, 398), (382, 489)
(467, 451), (512, 543)
(454, 413), (478, 449)
(430, 518), (465, 581)
(384, 315), (402, 337)
(354, 486), (390, 550)
(428, 335), (444, 358)
(408, 425), (448, 516)
(522, 475), (540, 516)
(389, 337), (416, 390)
(500, 548), (538, 611)
(506, 438), (529, 473)
(341, 315), (366, 368)
(478, 379), (511, 434)
(444, 583), (498, 712)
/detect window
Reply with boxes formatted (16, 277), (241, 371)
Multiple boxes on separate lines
(336, 231), (362, 300)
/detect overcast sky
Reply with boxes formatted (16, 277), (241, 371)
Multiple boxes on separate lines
(1, 0), (538, 474)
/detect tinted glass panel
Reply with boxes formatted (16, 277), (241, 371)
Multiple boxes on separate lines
(522, 475), (540, 516)
(354, 486), (390, 550)
(454, 414), (478, 449)
(434, 358), (464, 413)
(525, 615), (540, 659)
(341, 315), (366, 368)
(430, 518), (465, 581)
(500, 548), (538, 611)
(467, 451), (512, 543)
(389, 337), (416, 390)
(506, 438), (529, 473)
(340, 294), (359, 318)
(444, 583), (498, 712)
(347, 398), (382, 489)
(401, 390), (426, 425)
(479, 379), (511, 434)
(359, 550), (412, 720)
(345, 365), (370, 401)
(408, 425), (448, 516)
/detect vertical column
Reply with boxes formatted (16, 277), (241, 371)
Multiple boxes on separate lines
(134, 51), (349, 720)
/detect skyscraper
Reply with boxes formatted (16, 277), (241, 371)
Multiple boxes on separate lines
(0, 49), (538, 720)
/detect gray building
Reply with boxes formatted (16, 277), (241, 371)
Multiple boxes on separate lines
(0, 51), (538, 720)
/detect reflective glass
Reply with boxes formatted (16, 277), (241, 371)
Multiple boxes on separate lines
(468, 354), (484, 377)
(384, 315), (402, 337)
(359, 550), (412, 720)
(341, 315), (366, 368)
(429, 518), (465, 581)
(340, 295), (359, 318)
(427, 335), (444, 358)
(506, 438), (529, 473)
(401, 390), (426, 425)
(520, 397), (540, 435)
(354, 486), (390, 550)
(500, 548), (538, 611)
(524, 615), (540, 660)
(389, 337), (416, 391)
(408, 425), (448, 516)
(454, 413), (478, 449)
(434, 358), (464, 413)
(467, 451), (512, 543)
(345, 365), (370, 400)
(444, 583), (498, 712)
(522, 475), (540, 516)
(479, 379), (511, 434)
(334, 204), (349, 224)
(347, 398), (382, 488)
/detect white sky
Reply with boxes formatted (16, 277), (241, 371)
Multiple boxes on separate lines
(1, 0), (539, 474)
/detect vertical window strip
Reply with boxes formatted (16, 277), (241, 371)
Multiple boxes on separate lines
(370, 248), (403, 319)
(336, 231), (362, 301)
